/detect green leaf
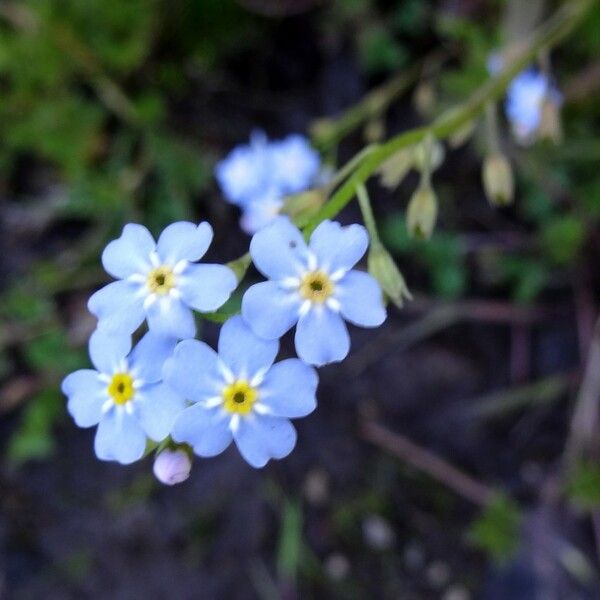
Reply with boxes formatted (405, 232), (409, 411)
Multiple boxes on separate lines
(24, 330), (87, 373)
(7, 389), (65, 466)
(277, 500), (303, 582)
(567, 461), (600, 511)
(540, 215), (585, 265)
(468, 494), (522, 564)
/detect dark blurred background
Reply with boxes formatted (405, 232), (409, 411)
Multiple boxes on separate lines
(1, 0), (600, 598)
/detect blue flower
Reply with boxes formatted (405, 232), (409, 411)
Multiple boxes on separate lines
(505, 69), (561, 142)
(215, 131), (271, 206)
(215, 132), (321, 234)
(88, 221), (237, 339)
(269, 134), (321, 195)
(242, 217), (386, 366)
(239, 188), (284, 234)
(165, 316), (318, 468)
(61, 329), (184, 465)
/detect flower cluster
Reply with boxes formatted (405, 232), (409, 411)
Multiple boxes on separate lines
(215, 132), (321, 233)
(62, 214), (386, 480)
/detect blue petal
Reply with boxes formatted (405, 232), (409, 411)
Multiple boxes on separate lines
(336, 270), (386, 327)
(94, 410), (147, 465)
(295, 307), (350, 366)
(62, 369), (106, 427)
(239, 190), (283, 234)
(233, 415), (297, 468)
(102, 224), (155, 279)
(156, 221), (213, 264)
(129, 332), (177, 383)
(309, 220), (368, 273)
(88, 328), (132, 374)
(260, 359), (318, 418)
(88, 280), (145, 335)
(249, 217), (309, 280)
(270, 134), (320, 194)
(162, 339), (222, 402)
(146, 297), (196, 339)
(136, 382), (186, 441)
(218, 315), (279, 379)
(215, 133), (272, 205)
(241, 281), (301, 340)
(178, 263), (237, 312)
(171, 404), (233, 457)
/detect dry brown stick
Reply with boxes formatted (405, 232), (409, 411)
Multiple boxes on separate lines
(565, 316), (600, 465)
(361, 420), (494, 507)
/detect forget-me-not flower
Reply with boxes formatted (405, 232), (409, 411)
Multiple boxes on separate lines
(89, 221), (237, 339)
(215, 131), (271, 206)
(215, 132), (321, 234)
(269, 134), (321, 195)
(242, 217), (386, 366)
(505, 69), (558, 142)
(165, 316), (318, 468)
(62, 329), (184, 465)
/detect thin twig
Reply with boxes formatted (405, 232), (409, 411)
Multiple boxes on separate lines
(565, 317), (600, 465)
(303, 0), (594, 233)
(361, 421), (494, 506)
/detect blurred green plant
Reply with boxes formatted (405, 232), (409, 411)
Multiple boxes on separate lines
(468, 494), (522, 564)
(567, 461), (600, 511)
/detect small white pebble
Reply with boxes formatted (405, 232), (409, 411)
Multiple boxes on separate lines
(362, 515), (395, 550)
(403, 541), (425, 570)
(442, 584), (471, 600)
(426, 560), (451, 588)
(303, 469), (329, 506)
(324, 553), (350, 581)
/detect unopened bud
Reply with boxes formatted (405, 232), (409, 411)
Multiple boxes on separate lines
(407, 182), (438, 240)
(281, 189), (326, 227)
(377, 148), (414, 190)
(482, 153), (514, 206)
(413, 81), (436, 118)
(153, 448), (192, 485)
(539, 98), (562, 144)
(448, 119), (476, 149)
(413, 139), (445, 174)
(364, 118), (385, 143)
(368, 243), (412, 308)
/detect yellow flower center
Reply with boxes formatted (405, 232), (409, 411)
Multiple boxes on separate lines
(108, 373), (135, 405)
(299, 270), (334, 303)
(147, 266), (175, 295)
(222, 380), (258, 416)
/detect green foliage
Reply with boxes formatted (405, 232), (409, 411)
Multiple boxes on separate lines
(567, 461), (600, 511)
(468, 494), (522, 564)
(539, 215), (585, 266)
(7, 389), (64, 465)
(381, 212), (467, 298)
(277, 500), (303, 582)
(358, 25), (408, 74)
(25, 330), (87, 373)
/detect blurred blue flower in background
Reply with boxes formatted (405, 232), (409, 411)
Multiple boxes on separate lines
(216, 132), (321, 233)
(505, 69), (561, 142)
(89, 222), (237, 339)
(242, 217), (386, 366)
(165, 316), (318, 468)
(62, 329), (183, 465)
(487, 55), (562, 144)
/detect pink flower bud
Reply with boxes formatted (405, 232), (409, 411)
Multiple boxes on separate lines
(153, 449), (191, 485)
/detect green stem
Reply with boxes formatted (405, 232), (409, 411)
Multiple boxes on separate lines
(311, 50), (449, 151)
(355, 185), (381, 246)
(303, 0), (593, 235)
